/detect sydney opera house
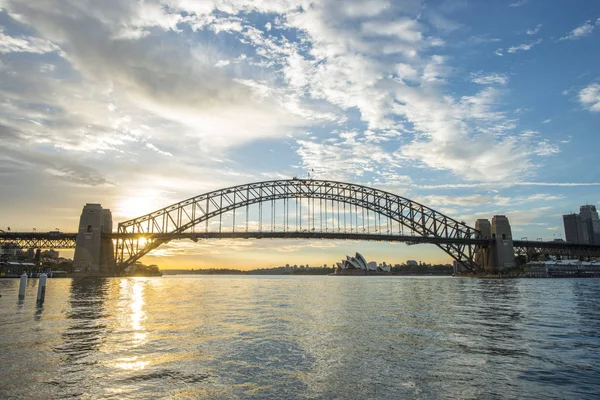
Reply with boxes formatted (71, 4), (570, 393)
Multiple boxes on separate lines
(335, 252), (391, 275)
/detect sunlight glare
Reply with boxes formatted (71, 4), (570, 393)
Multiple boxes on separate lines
(116, 192), (164, 219)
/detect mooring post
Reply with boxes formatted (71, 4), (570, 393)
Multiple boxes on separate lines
(18, 272), (27, 300)
(36, 273), (47, 304)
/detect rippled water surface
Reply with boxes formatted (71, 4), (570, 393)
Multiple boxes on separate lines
(1, 276), (600, 399)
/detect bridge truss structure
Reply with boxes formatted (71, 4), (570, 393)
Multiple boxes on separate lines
(116, 179), (484, 270)
(0, 232), (77, 250)
(513, 240), (600, 261)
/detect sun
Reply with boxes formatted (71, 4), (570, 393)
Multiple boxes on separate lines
(117, 193), (164, 219)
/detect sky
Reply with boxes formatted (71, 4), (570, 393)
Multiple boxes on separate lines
(1, 0), (599, 269)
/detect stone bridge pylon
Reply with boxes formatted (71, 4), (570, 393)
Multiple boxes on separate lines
(73, 203), (115, 275)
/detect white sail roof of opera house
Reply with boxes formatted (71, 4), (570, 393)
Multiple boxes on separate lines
(338, 252), (383, 271)
(345, 256), (363, 270)
(355, 253), (368, 269)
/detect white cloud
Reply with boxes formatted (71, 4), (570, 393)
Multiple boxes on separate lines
(0, 0), (569, 196)
(470, 72), (509, 86)
(146, 143), (173, 156)
(295, 131), (403, 181)
(418, 193), (562, 208)
(394, 86), (551, 182)
(342, 0), (390, 17)
(509, 0), (529, 7)
(534, 141), (560, 156)
(560, 19), (599, 41)
(362, 18), (422, 42)
(417, 182), (600, 189)
(0, 29), (60, 54)
(526, 24), (542, 35)
(0, 0), (322, 151)
(506, 39), (542, 53)
(578, 82), (600, 112)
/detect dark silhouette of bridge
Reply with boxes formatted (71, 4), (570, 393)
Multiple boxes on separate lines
(2, 179), (600, 274)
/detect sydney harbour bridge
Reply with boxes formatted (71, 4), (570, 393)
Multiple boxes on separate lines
(2, 179), (600, 274)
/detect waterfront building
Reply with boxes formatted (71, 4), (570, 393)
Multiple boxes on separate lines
(524, 260), (600, 278)
(453, 260), (469, 274)
(335, 252), (387, 274)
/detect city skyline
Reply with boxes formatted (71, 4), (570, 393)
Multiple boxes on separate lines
(1, 1), (600, 269)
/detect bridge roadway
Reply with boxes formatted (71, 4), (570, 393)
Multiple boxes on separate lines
(0, 231), (489, 246)
(0, 232), (77, 249)
(3, 231), (600, 259)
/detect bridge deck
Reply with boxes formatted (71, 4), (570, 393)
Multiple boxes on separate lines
(104, 232), (491, 246)
(3, 232), (600, 258)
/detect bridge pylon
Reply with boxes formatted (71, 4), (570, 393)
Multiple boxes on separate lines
(475, 215), (516, 272)
(73, 204), (115, 275)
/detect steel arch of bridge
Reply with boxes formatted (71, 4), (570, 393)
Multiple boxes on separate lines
(116, 179), (482, 269)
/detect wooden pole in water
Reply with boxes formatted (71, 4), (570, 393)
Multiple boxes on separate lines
(36, 273), (47, 303)
(18, 272), (27, 300)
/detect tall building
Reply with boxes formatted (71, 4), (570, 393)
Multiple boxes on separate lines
(562, 213), (589, 244)
(580, 205), (600, 245)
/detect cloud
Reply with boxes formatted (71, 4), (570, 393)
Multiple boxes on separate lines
(578, 82), (600, 112)
(295, 131), (404, 181)
(0, 0), (571, 204)
(534, 140), (560, 156)
(395, 87), (554, 182)
(560, 19), (599, 41)
(509, 0), (529, 7)
(418, 193), (562, 208)
(0, 134), (112, 187)
(526, 24), (542, 35)
(341, 0), (390, 17)
(362, 19), (422, 42)
(1, 0), (316, 151)
(417, 182), (600, 189)
(470, 72), (509, 86)
(506, 38), (542, 53)
(0, 29), (60, 54)
(146, 143), (173, 157)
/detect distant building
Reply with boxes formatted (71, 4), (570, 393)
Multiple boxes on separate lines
(406, 260), (418, 267)
(0, 242), (19, 257)
(563, 213), (588, 244)
(453, 260), (469, 274)
(42, 249), (60, 260)
(563, 205), (600, 245)
(580, 205), (600, 245)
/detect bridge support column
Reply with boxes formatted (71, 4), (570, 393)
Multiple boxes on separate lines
(489, 215), (515, 271)
(475, 219), (492, 271)
(73, 204), (114, 275)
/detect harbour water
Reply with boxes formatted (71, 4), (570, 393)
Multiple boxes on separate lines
(1, 276), (599, 399)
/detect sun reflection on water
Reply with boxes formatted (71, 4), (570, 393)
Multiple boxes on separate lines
(111, 278), (150, 373)
(130, 279), (147, 345)
(114, 356), (150, 371)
